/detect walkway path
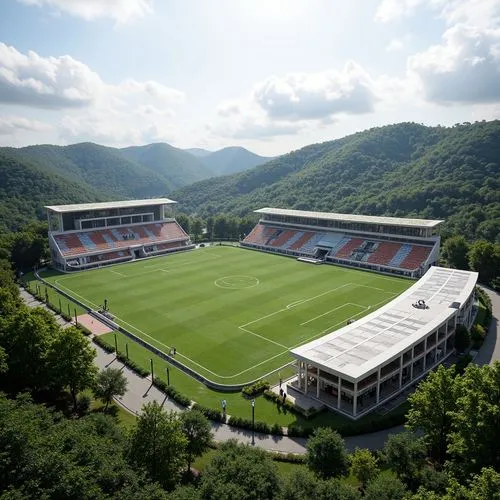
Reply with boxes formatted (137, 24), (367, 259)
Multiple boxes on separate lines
(20, 285), (499, 454)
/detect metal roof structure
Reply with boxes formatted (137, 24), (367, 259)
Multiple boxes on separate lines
(291, 267), (477, 381)
(45, 198), (177, 213)
(254, 207), (443, 229)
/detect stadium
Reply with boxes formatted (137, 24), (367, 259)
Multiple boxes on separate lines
(42, 198), (477, 419)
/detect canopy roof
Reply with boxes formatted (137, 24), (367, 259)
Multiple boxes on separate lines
(291, 266), (477, 380)
(254, 207), (443, 229)
(46, 198), (176, 213)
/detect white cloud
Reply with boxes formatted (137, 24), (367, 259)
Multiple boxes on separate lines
(0, 115), (52, 135)
(253, 62), (378, 121)
(375, 0), (500, 28)
(386, 39), (405, 52)
(18, 0), (153, 24)
(409, 24), (500, 103)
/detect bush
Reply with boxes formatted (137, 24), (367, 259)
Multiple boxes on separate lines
(227, 415), (271, 434)
(470, 324), (486, 348)
(153, 377), (191, 407)
(93, 335), (115, 353)
(61, 312), (73, 322)
(454, 354), (473, 375)
(77, 324), (92, 336)
(287, 424), (313, 438)
(77, 393), (92, 415)
(262, 390), (323, 419)
(116, 352), (150, 378)
(455, 325), (471, 352)
(270, 452), (305, 464)
(476, 287), (493, 327)
(191, 403), (225, 423)
(271, 422), (284, 436)
(242, 380), (270, 397)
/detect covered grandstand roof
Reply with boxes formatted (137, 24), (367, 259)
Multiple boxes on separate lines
(45, 198), (177, 213)
(254, 208), (443, 229)
(291, 267), (477, 381)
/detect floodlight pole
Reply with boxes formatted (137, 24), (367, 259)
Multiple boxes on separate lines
(150, 358), (154, 381)
(114, 333), (118, 354)
(125, 343), (129, 360)
(166, 367), (170, 386)
(251, 399), (255, 446)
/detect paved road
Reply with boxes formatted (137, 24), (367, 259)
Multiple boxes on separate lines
(20, 285), (499, 454)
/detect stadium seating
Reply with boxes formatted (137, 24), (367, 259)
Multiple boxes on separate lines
(400, 245), (431, 270)
(334, 238), (365, 259)
(54, 221), (189, 257)
(389, 244), (412, 267)
(243, 224), (278, 246)
(368, 242), (402, 266)
(268, 229), (296, 248)
(288, 231), (315, 251)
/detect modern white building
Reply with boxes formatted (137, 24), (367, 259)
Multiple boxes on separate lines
(290, 266), (478, 419)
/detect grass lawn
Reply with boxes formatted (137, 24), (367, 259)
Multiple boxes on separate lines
(42, 246), (410, 386)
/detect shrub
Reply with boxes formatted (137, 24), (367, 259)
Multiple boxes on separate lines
(454, 354), (473, 375)
(191, 403), (225, 423)
(271, 452), (305, 464)
(77, 393), (92, 415)
(470, 324), (486, 348)
(271, 422), (284, 436)
(227, 415), (271, 434)
(287, 424), (313, 438)
(61, 313), (73, 322)
(77, 324), (92, 336)
(153, 377), (191, 407)
(93, 336), (115, 353)
(242, 380), (270, 397)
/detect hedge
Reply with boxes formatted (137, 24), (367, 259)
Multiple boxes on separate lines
(116, 352), (150, 378)
(191, 404), (226, 423)
(153, 377), (191, 407)
(93, 335), (116, 353)
(227, 415), (272, 434)
(269, 452), (305, 464)
(242, 380), (270, 397)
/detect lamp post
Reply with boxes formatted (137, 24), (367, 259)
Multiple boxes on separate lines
(166, 367), (170, 385)
(251, 399), (255, 446)
(125, 343), (129, 360)
(150, 358), (154, 381)
(114, 333), (118, 354)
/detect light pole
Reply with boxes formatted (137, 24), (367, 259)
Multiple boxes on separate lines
(125, 343), (129, 360)
(114, 333), (118, 354)
(166, 367), (170, 385)
(150, 358), (154, 381)
(251, 399), (255, 446)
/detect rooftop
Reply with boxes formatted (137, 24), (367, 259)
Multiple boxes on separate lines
(254, 207), (443, 229)
(45, 198), (177, 213)
(291, 266), (478, 380)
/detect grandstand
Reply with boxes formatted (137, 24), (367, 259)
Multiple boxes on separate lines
(242, 208), (442, 278)
(290, 266), (478, 419)
(46, 199), (194, 271)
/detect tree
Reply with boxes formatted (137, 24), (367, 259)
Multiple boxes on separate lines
(468, 240), (500, 285)
(454, 325), (471, 353)
(1, 306), (59, 392)
(94, 367), (128, 410)
(316, 477), (361, 500)
(128, 402), (187, 490)
(306, 427), (349, 479)
(281, 468), (319, 500)
(442, 236), (469, 270)
(382, 432), (426, 487)
(349, 448), (379, 490)
(364, 474), (406, 500)
(447, 362), (500, 475)
(179, 409), (212, 473)
(48, 326), (98, 409)
(176, 214), (191, 235)
(206, 216), (215, 240)
(199, 440), (280, 500)
(406, 364), (459, 464)
(0, 347), (7, 374)
(191, 218), (203, 242)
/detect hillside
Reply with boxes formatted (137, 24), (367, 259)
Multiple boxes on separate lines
(196, 146), (273, 175)
(0, 151), (104, 233)
(120, 143), (212, 189)
(173, 121), (500, 242)
(5, 143), (172, 199)
(184, 147), (212, 157)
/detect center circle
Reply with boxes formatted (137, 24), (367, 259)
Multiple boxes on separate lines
(214, 275), (260, 289)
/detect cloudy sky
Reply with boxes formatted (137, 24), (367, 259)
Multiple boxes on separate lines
(0, 0), (499, 155)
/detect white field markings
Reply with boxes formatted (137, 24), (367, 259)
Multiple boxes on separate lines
(299, 303), (368, 326)
(109, 269), (126, 277)
(52, 276), (399, 381)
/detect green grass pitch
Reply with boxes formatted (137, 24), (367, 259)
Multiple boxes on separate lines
(44, 246), (412, 385)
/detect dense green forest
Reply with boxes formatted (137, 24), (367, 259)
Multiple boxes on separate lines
(173, 121), (500, 242)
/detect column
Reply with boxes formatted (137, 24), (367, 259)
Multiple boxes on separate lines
(399, 354), (403, 388)
(353, 382), (358, 417)
(304, 364), (308, 395)
(337, 376), (341, 409)
(410, 347), (414, 380)
(316, 370), (320, 398)
(376, 367), (381, 403)
(297, 362), (302, 390)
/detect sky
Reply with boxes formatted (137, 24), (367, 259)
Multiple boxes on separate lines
(0, 0), (499, 156)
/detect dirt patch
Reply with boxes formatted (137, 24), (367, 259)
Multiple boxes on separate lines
(77, 313), (113, 336)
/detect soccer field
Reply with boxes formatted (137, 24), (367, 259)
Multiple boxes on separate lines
(44, 246), (412, 385)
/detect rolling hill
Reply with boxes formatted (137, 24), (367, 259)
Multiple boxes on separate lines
(173, 121), (500, 242)
(195, 146), (274, 175)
